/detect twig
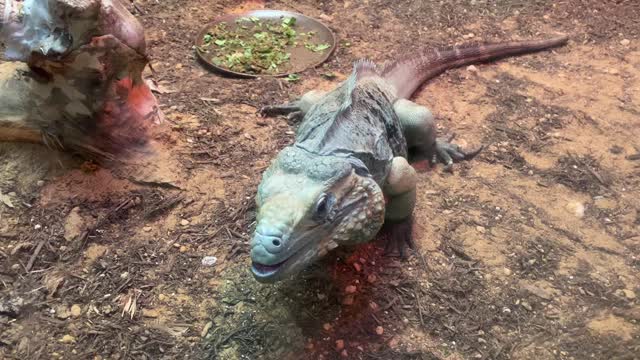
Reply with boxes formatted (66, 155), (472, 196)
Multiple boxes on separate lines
(26, 239), (46, 272)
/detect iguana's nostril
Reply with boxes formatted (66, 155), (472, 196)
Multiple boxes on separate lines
(272, 239), (281, 247)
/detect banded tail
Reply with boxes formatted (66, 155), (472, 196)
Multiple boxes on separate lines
(383, 35), (569, 99)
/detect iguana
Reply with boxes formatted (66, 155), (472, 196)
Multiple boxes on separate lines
(251, 35), (568, 283)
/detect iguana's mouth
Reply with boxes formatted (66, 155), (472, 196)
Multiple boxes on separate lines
(251, 237), (318, 281)
(251, 259), (287, 277)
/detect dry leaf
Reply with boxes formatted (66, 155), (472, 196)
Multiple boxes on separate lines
(0, 191), (14, 208)
(145, 78), (177, 94)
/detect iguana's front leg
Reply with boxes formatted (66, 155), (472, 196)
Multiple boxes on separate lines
(382, 156), (418, 257)
(393, 99), (483, 170)
(259, 90), (326, 122)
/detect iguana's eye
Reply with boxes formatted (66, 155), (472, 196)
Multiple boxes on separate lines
(313, 193), (334, 221)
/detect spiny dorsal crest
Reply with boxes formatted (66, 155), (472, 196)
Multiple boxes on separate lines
(337, 59), (379, 114)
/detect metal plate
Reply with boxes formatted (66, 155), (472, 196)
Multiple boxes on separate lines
(195, 10), (336, 78)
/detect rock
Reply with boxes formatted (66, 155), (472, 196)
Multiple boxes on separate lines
(618, 289), (636, 300)
(55, 306), (71, 319)
(335, 339), (345, 350)
(375, 326), (384, 335)
(620, 39), (630, 46)
(143, 226), (152, 232)
(565, 201), (585, 218)
(180, 219), (190, 226)
(521, 301), (533, 311)
(476, 225), (486, 234)
(367, 274), (377, 283)
(36, 180), (45, 187)
(608, 68), (620, 75)
(503, 267), (512, 276)
(70, 305), (82, 317)
(60, 335), (76, 343)
(466, 65), (478, 72)
(353, 262), (362, 272)
(179, 246), (187, 253)
(201, 256), (218, 266)
(345, 285), (357, 294)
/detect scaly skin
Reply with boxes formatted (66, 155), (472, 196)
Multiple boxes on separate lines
(251, 36), (569, 283)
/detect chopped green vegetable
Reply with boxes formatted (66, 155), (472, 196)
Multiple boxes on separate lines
(304, 42), (331, 52)
(286, 74), (301, 82)
(321, 72), (336, 80)
(199, 16), (332, 75)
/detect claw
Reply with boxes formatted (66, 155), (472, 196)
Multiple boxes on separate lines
(433, 137), (484, 171)
(381, 217), (415, 259)
(258, 104), (300, 118)
(287, 110), (304, 122)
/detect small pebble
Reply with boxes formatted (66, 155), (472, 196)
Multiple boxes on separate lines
(335, 339), (345, 350)
(201, 256), (218, 266)
(619, 289), (636, 300)
(345, 285), (357, 294)
(59, 335), (76, 343)
(367, 274), (377, 283)
(34, 224), (42, 230)
(323, 323), (332, 331)
(353, 262), (362, 272)
(143, 226), (152, 232)
(179, 246), (187, 253)
(476, 225), (486, 234)
(180, 219), (190, 226)
(467, 65), (478, 72)
(375, 326), (384, 335)
(620, 39), (630, 46)
(503, 267), (512, 276)
(70, 305), (82, 317)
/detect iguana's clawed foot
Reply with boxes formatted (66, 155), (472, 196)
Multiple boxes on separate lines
(432, 134), (484, 172)
(287, 111), (304, 123)
(258, 104), (300, 118)
(381, 217), (415, 259)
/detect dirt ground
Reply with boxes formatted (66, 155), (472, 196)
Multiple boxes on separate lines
(1, 0), (640, 359)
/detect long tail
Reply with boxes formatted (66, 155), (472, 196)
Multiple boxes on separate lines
(382, 35), (569, 99)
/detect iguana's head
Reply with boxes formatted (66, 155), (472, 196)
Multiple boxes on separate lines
(251, 147), (385, 283)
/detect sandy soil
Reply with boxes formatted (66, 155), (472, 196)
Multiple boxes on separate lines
(1, 0), (639, 359)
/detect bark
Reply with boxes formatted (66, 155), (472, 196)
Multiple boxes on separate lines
(0, 0), (161, 160)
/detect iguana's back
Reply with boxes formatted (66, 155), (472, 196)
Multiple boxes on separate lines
(294, 65), (407, 183)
